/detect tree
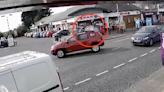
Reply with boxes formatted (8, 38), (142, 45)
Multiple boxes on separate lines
(21, 9), (52, 29)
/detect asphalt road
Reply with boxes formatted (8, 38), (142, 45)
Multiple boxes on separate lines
(0, 35), (163, 92)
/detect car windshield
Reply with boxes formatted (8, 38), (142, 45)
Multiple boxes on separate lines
(1, 1), (164, 92)
(137, 26), (154, 33)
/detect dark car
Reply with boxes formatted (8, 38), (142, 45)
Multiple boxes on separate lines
(54, 30), (70, 41)
(131, 26), (162, 46)
(1, 37), (8, 47)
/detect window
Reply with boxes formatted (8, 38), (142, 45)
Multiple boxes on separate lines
(13, 62), (51, 92)
(78, 34), (89, 40)
(90, 33), (96, 37)
(68, 37), (76, 43)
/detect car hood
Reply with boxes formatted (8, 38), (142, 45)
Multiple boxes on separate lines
(133, 32), (151, 38)
(53, 41), (65, 47)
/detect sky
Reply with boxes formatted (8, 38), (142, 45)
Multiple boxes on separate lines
(0, 6), (73, 32)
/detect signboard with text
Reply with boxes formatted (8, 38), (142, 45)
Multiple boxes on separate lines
(78, 15), (94, 21)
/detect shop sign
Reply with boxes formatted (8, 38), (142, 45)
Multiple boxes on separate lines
(79, 15), (94, 21)
(145, 12), (154, 15)
(62, 21), (67, 23)
(120, 12), (129, 16)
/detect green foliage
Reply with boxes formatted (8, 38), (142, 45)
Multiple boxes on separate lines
(21, 9), (52, 29)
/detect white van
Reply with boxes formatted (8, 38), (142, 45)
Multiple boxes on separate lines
(0, 51), (64, 92)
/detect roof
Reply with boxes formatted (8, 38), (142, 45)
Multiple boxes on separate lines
(35, 4), (141, 26)
(96, 4), (141, 12)
(35, 5), (101, 25)
(0, 51), (49, 71)
(35, 12), (62, 26)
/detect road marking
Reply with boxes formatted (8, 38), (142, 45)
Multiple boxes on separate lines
(140, 53), (148, 57)
(129, 57), (137, 62)
(158, 47), (161, 49)
(150, 49), (156, 53)
(96, 70), (108, 76)
(63, 87), (69, 91)
(113, 63), (125, 69)
(75, 78), (91, 85)
(112, 47), (121, 50)
(114, 38), (130, 42)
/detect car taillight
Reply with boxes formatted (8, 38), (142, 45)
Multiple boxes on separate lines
(57, 71), (64, 91)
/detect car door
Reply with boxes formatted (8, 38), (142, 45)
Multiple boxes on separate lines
(77, 34), (89, 50)
(66, 36), (81, 52)
(152, 27), (160, 42)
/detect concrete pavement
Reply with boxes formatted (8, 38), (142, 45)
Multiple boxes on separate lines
(0, 33), (162, 92)
(124, 63), (164, 92)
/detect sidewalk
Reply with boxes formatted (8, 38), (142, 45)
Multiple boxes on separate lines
(124, 67), (164, 92)
(104, 27), (137, 40)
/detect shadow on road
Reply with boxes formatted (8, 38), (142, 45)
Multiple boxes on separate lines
(64, 47), (130, 58)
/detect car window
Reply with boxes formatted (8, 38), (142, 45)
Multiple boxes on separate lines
(78, 34), (89, 40)
(137, 26), (154, 33)
(153, 27), (158, 32)
(90, 33), (96, 37)
(68, 37), (76, 43)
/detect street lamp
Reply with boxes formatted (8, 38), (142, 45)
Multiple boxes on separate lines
(1, 14), (12, 31)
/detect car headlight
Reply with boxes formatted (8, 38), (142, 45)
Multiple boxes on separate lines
(143, 37), (149, 40)
(51, 45), (55, 50)
(131, 37), (134, 40)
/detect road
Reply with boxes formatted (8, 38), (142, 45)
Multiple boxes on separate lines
(0, 35), (162, 92)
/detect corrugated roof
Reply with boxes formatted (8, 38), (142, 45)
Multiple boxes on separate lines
(96, 4), (141, 12)
(35, 12), (62, 25)
(35, 5), (97, 25)
(35, 4), (141, 26)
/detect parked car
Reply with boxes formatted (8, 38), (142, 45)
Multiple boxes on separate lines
(51, 31), (104, 58)
(46, 31), (55, 37)
(60, 30), (70, 35)
(1, 37), (8, 47)
(32, 32), (40, 38)
(131, 25), (162, 46)
(0, 51), (64, 92)
(43, 31), (47, 37)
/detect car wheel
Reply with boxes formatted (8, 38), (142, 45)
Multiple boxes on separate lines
(149, 39), (153, 46)
(57, 50), (65, 58)
(92, 46), (100, 52)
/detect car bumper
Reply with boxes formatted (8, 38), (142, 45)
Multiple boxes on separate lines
(51, 49), (57, 55)
(132, 39), (150, 45)
(100, 42), (104, 46)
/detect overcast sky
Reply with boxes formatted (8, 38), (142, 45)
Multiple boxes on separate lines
(0, 6), (73, 32)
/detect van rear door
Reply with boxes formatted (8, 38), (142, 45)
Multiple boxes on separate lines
(0, 69), (19, 92)
(11, 61), (63, 92)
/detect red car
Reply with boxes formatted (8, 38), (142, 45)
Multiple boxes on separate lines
(51, 31), (104, 58)
(46, 31), (55, 37)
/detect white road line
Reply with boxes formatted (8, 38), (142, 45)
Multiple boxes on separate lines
(113, 63), (125, 69)
(114, 38), (130, 42)
(112, 47), (121, 50)
(96, 70), (108, 76)
(63, 87), (69, 91)
(150, 49), (156, 53)
(140, 53), (148, 57)
(158, 47), (161, 49)
(128, 57), (137, 62)
(75, 78), (91, 85)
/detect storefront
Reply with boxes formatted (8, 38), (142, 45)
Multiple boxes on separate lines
(76, 13), (105, 27)
(142, 11), (158, 25)
(120, 11), (141, 28)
